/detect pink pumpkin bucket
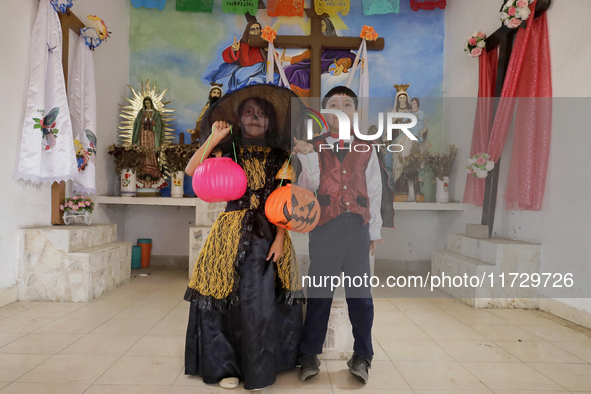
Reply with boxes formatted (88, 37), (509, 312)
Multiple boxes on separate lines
(192, 157), (247, 202)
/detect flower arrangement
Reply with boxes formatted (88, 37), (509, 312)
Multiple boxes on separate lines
(261, 26), (277, 43)
(108, 144), (145, 175)
(501, 0), (533, 29)
(427, 145), (458, 181)
(360, 26), (379, 41)
(398, 143), (429, 172)
(466, 152), (495, 178)
(60, 195), (95, 214)
(465, 31), (487, 58)
(162, 144), (198, 174)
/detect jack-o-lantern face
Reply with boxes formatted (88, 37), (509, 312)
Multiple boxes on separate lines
(265, 184), (320, 233)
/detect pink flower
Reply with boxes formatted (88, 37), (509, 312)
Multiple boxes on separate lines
(476, 157), (487, 165)
(79, 202), (85, 207)
(468, 167), (474, 174)
(477, 31), (486, 39)
(516, 0), (528, 8)
(73, 206), (79, 211)
(508, 6), (516, 16)
(471, 48), (483, 57)
(85, 201), (90, 206)
(468, 37), (477, 46)
(60, 204), (64, 210)
(508, 18), (523, 28)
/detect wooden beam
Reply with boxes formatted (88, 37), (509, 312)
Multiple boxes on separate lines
(52, 10), (86, 225)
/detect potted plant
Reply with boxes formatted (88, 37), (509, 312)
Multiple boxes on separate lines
(108, 144), (144, 197)
(60, 195), (95, 225)
(162, 144), (198, 198)
(398, 143), (429, 202)
(427, 145), (458, 203)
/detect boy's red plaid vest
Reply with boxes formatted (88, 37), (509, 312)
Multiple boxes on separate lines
(313, 135), (372, 227)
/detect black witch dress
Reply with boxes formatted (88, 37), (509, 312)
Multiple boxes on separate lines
(184, 144), (303, 390)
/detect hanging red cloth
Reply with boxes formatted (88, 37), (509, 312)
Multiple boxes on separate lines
(464, 0), (552, 210)
(462, 48), (498, 206)
(503, 12), (552, 210)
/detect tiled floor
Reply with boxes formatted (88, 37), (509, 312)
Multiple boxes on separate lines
(1, 267), (590, 393)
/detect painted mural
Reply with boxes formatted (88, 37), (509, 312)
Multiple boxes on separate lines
(129, 0), (444, 199)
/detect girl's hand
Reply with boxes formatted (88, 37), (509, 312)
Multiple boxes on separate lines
(266, 238), (284, 262)
(212, 121), (232, 141)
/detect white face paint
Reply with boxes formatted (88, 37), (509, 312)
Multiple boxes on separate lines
(240, 99), (269, 138)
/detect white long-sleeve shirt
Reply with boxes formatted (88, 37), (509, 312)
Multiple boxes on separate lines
(297, 136), (383, 241)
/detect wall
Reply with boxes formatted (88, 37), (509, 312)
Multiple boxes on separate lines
(0, 0), (130, 291)
(442, 0), (591, 312)
(126, 0), (446, 259)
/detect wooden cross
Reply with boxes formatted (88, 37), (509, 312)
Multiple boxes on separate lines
(480, 0), (551, 238)
(51, 10), (87, 225)
(248, 8), (385, 98)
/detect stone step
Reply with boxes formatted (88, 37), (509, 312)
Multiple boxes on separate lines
(446, 233), (541, 268)
(24, 224), (118, 254)
(19, 240), (131, 303)
(431, 249), (539, 309)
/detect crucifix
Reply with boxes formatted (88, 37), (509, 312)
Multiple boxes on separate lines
(248, 7), (385, 99)
(51, 10), (87, 225)
(480, 0), (551, 238)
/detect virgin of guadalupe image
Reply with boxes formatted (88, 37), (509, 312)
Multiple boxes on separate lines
(280, 17), (356, 97)
(205, 21), (279, 93)
(132, 97), (167, 193)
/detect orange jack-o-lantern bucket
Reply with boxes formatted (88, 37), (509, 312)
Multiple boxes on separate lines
(265, 184), (320, 233)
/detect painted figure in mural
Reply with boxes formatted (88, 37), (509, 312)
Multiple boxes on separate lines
(205, 21), (278, 93)
(184, 84), (303, 391)
(188, 83), (223, 143)
(132, 97), (166, 190)
(281, 17), (356, 97)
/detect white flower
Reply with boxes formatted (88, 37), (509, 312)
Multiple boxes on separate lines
(476, 169), (488, 178)
(485, 161), (495, 171)
(501, 12), (509, 20)
(477, 40), (486, 48)
(518, 7), (531, 20)
(472, 31), (479, 37)
(467, 158), (476, 165)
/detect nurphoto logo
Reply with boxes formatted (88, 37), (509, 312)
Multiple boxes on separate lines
(306, 109), (419, 152)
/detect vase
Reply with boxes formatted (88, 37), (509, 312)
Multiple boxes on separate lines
(120, 169), (137, 197)
(171, 171), (185, 198)
(404, 170), (418, 202)
(63, 210), (92, 226)
(436, 176), (450, 203)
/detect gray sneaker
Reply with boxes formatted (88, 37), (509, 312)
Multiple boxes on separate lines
(347, 353), (371, 384)
(299, 354), (321, 382)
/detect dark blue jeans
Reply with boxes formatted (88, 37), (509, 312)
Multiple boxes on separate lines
(298, 212), (374, 359)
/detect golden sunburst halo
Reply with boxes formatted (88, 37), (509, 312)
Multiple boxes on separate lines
(118, 79), (176, 145)
(118, 80), (176, 178)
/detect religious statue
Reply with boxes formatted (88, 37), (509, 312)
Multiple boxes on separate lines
(281, 17), (356, 98)
(132, 97), (168, 193)
(205, 20), (278, 93)
(118, 81), (176, 196)
(188, 83), (223, 143)
(388, 84), (430, 200)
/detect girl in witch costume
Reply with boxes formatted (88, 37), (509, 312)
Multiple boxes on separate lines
(184, 84), (304, 391)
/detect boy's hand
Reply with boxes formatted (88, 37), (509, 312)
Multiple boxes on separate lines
(293, 137), (314, 154)
(369, 239), (385, 256)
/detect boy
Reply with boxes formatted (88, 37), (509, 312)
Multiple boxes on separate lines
(294, 86), (394, 384)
